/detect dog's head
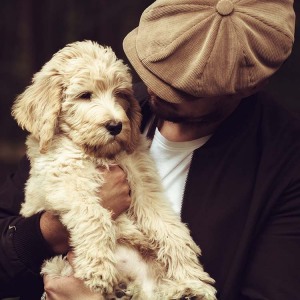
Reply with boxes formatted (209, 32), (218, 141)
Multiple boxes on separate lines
(12, 40), (142, 157)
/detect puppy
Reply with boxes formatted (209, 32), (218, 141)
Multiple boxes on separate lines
(12, 40), (216, 299)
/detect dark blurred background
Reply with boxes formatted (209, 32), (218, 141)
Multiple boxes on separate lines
(0, 0), (299, 183)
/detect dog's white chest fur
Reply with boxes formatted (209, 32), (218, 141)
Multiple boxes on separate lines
(115, 244), (156, 298)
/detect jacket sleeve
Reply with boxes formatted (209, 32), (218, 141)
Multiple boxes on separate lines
(0, 156), (53, 298)
(240, 165), (300, 299)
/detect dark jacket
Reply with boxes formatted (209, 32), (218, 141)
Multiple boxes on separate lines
(1, 83), (300, 299)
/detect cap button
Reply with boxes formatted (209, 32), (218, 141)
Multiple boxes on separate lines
(216, 0), (234, 16)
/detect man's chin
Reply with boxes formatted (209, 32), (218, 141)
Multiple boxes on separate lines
(151, 109), (222, 126)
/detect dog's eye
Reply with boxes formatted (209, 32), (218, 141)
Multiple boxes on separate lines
(115, 91), (130, 101)
(78, 92), (92, 100)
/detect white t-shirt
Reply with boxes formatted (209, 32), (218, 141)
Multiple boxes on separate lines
(149, 128), (210, 215)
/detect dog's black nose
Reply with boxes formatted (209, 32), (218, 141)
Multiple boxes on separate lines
(106, 121), (122, 136)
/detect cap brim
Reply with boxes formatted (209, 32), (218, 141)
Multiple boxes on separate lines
(123, 28), (195, 104)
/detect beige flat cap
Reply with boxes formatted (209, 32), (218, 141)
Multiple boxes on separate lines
(123, 0), (296, 103)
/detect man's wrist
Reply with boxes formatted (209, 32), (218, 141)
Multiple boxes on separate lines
(40, 211), (70, 254)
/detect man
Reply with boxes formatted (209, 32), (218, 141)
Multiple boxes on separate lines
(1, 0), (299, 299)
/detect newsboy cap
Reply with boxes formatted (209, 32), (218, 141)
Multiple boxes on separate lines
(123, 0), (296, 103)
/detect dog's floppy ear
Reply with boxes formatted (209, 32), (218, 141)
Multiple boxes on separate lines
(12, 64), (63, 153)
(126, 94), (142, 153)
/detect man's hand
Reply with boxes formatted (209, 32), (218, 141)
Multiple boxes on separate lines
(43, 252), (102, 300)
(99, 165), (132, 219)
(40, 165), (132, 253)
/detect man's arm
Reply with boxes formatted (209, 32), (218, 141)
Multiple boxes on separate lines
(0, 156), (54, 297)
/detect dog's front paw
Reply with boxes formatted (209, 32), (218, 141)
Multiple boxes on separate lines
(83, 273), (114, 294)
(159, 279), (217, 300)
(74, 263), (116, 294)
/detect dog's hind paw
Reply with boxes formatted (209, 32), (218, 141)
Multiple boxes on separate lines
(159, 279), (217, 300)
(41, 255), (73, 278)
(106, 282), (132, 300)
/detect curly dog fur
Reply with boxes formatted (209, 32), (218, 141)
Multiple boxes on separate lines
(12, 40), (216, 299)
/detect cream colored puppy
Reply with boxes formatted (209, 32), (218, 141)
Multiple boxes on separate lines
(12, 40), (216, 300)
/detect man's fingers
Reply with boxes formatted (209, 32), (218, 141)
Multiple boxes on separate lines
(66, 251), (75, 268)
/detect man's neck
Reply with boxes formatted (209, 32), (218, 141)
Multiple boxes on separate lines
(158, 120), (219, 142)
